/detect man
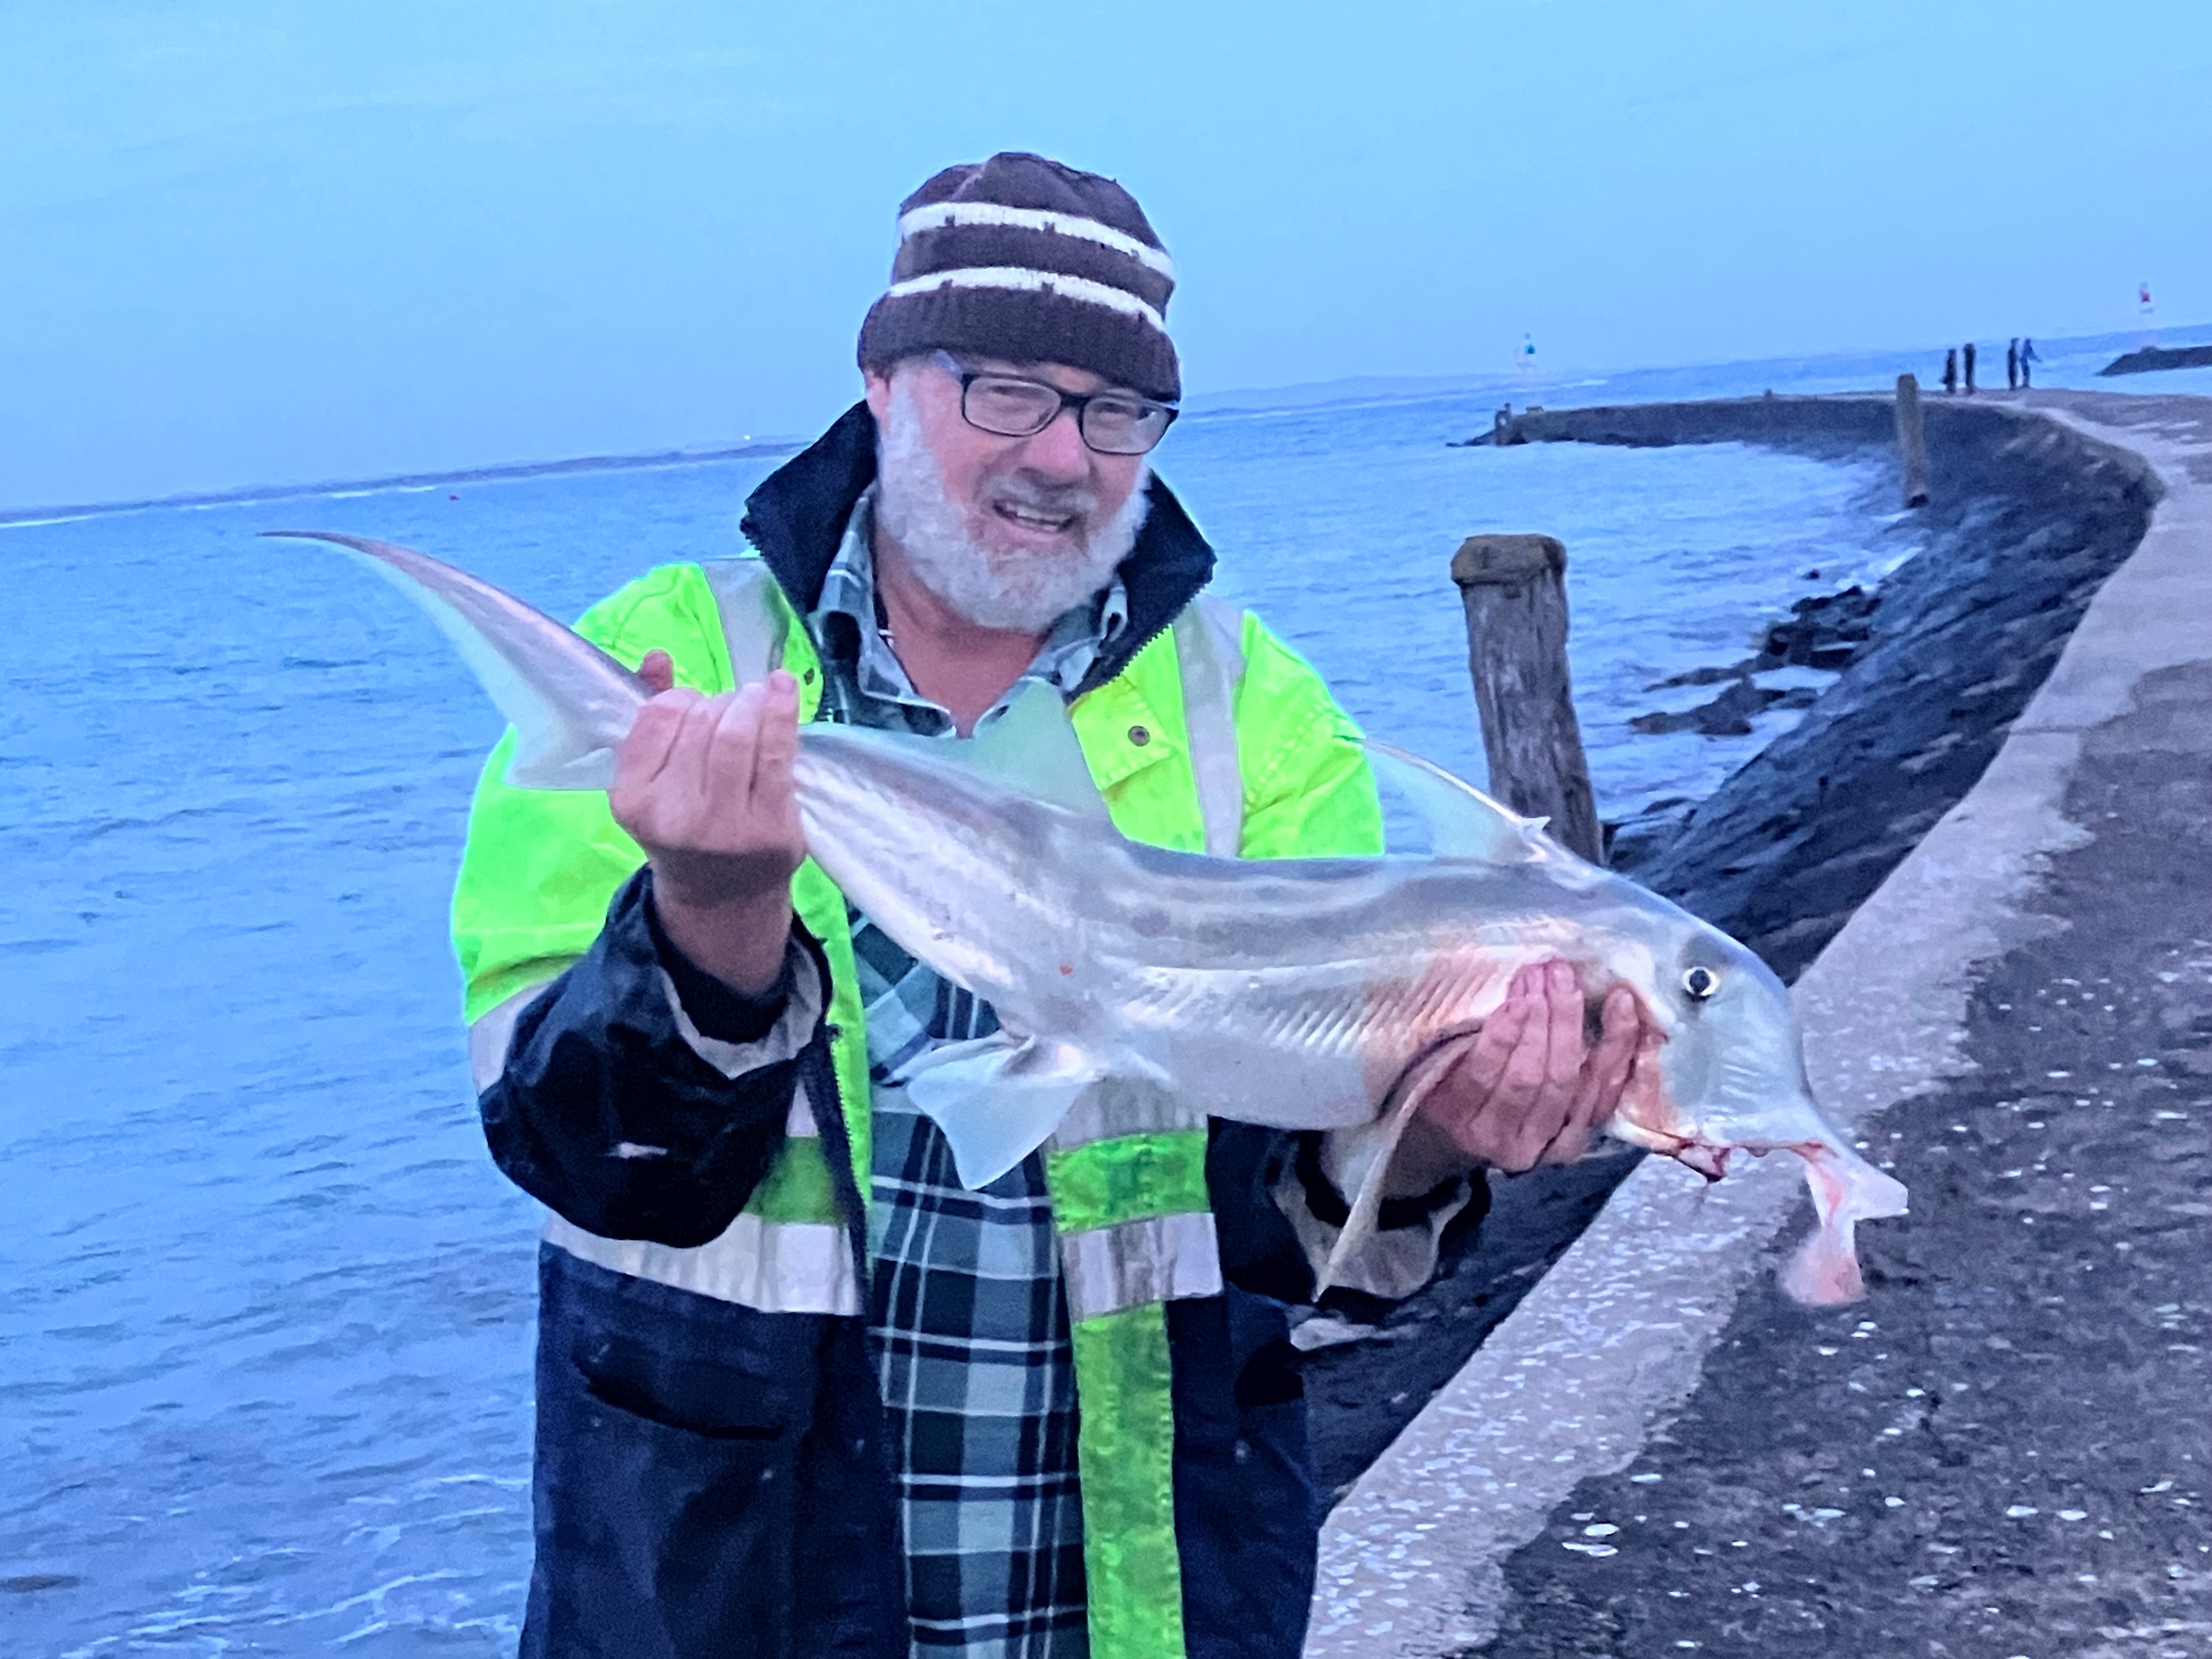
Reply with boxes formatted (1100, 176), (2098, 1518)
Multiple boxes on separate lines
(455, 152), (1648, 1658)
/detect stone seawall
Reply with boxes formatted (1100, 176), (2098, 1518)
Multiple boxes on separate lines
(1302, 391), (2163, 1499)
(1522, 395), (2161, 981)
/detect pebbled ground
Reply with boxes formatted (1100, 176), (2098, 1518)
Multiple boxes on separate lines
(1482, 661), (2212, 1658)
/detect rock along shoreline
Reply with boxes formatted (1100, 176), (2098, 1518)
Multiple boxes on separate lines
(1301, 390), (2163, 1500)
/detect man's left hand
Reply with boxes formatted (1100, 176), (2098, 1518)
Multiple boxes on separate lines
(1384, 960), (1656, 1193)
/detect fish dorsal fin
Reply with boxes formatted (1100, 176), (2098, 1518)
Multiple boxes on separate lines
(962, 682), (1111, 822)
(1365, 741), (1544, 862)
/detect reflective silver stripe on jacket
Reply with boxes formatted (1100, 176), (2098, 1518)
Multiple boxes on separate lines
(1059, 1210), (1222, 1323)
(467, 948), (856, 1314)
(545, 1197), (862, 1315)
(469, 982), (555, 1093)
(1171, 594), (1247, 857)
(466, 943), (821, 1092)
(1050, 1073), (1208, 1151)
(543, 1075), (861, 1316)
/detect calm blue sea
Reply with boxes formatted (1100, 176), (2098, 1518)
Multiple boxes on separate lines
(0, 338), (2191, 1653)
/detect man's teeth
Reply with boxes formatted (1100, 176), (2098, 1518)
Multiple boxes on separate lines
(998, 503), (1075, 530)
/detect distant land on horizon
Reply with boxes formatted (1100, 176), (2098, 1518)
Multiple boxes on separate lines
(2100, 342), (2212, 376)
(8, 322), (2207, 529)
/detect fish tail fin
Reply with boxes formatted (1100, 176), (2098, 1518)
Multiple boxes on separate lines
(263, 529), (646, 789)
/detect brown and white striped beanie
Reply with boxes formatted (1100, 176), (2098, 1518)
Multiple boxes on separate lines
(855, 151), (1180, 402)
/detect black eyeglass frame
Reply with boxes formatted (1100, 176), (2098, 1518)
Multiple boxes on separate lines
(931, 351), (1180, 455)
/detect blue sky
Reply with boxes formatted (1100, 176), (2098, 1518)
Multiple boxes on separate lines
(5, 1), (2209, 509)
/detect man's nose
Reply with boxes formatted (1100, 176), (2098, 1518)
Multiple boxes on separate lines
(1017, 406), (1092, 478)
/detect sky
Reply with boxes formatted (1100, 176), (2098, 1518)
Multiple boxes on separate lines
(5, 1), (2210, 511)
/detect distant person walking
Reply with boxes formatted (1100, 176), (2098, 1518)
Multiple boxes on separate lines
(1943, 347), (1959, 395)
(2020, 337), (2038, 388)
(2007, 338), (2020, 390)
(1963, 341), (1978, 394)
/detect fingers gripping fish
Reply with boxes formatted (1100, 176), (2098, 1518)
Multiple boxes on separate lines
(268, 530), (1908, 1307)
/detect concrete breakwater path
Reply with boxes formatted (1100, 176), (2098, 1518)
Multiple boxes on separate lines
(1307, 391), (2212, 1657)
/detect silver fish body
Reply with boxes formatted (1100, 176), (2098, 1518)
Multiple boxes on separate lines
(272, 529), (1908, 1305)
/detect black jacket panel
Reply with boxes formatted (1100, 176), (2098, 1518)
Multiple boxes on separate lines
(479, 871), (812, 1248)
(522, 1248), (904, 1659)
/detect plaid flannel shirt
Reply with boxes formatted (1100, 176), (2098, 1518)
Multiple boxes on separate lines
(812, 488), (1125, 1658)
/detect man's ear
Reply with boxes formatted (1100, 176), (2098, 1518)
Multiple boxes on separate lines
(862, 365), (895, 426)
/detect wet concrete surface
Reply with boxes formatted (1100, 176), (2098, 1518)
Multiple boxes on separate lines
(1484, 660), (2212, 1658)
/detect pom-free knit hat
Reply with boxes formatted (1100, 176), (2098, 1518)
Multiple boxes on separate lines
(856, 151), (1180, 402)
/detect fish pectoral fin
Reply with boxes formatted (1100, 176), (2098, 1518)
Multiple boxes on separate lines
(1364, 742), (1549, 863)
(893, 1034), (1102, 1191)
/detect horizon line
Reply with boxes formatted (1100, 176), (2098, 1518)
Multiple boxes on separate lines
(8, 319), (2204, 530)
(0, 436), (811, 531)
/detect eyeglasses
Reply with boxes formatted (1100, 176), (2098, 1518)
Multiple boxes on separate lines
(933, 352), (1178, 455)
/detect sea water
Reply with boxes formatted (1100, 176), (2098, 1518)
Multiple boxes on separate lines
(0, 385), (1970, 1654)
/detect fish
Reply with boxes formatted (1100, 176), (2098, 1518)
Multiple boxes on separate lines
(267, 529), (1909, 1306)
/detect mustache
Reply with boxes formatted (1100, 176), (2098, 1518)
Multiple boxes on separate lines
(985, 470), (1100, 519)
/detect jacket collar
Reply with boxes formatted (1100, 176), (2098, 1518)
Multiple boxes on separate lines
(738, 400), (1217, 695)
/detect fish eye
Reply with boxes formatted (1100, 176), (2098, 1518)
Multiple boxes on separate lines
(1682, 965), (1721, 1001)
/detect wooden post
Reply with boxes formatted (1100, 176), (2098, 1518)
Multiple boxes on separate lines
(1450, 534), (1605, 865)
(1895, 373), (1930, 507)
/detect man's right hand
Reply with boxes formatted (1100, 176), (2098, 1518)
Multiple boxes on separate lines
(610, 651), (806, 997)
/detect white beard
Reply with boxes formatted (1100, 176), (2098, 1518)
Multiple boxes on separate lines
(875, 383), (1150, 634)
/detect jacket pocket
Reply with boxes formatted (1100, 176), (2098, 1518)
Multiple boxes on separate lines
(528, 1247), (817, 1659)
(572, 1328), (796, 1442)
